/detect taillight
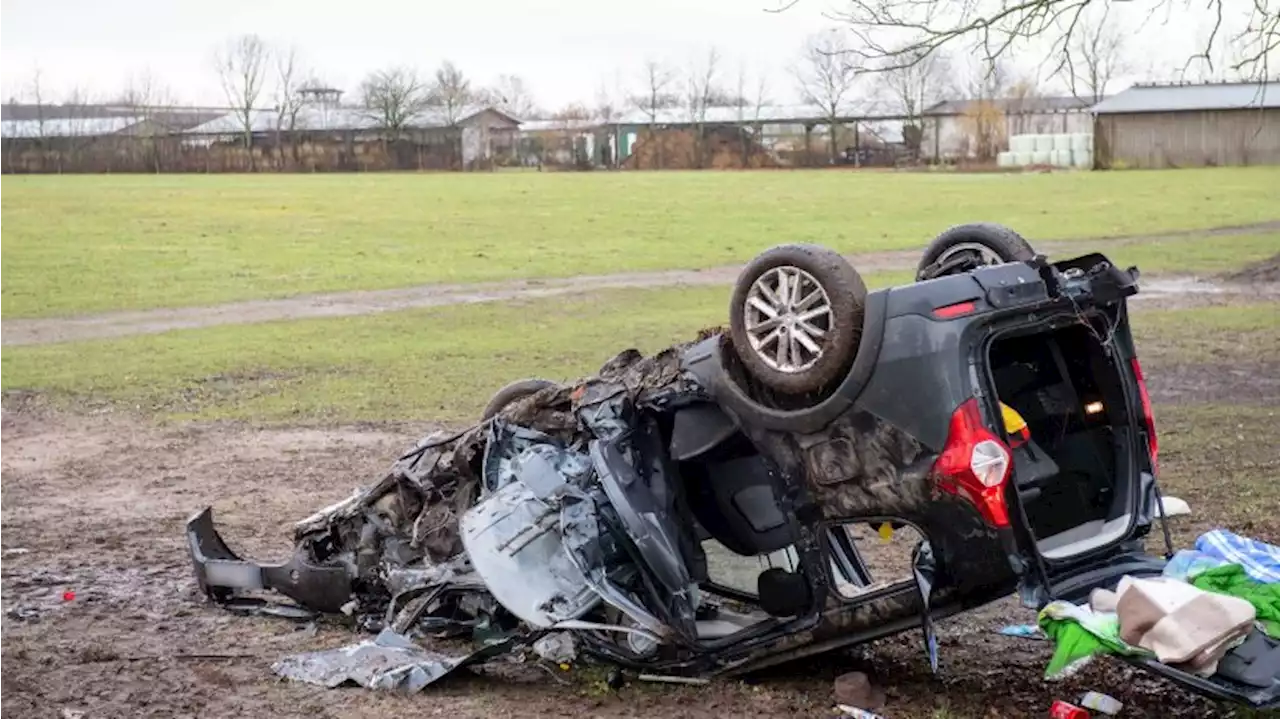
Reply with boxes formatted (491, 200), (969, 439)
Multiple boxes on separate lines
(934, 398), (1012, 527)
(1130, 357), (1158, 474)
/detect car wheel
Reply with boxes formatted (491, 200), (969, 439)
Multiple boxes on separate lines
(481, 378), (558, 420)
(729, 244), (867, 396)
(916, 223), (1037, 280)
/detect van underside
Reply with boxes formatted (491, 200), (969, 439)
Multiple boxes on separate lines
(990, 315), (1139, 561)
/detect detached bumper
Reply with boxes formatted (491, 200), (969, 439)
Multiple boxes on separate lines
(186, 507), (353, 614)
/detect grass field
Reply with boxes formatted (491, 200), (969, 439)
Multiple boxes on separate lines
(4, 283), (1277, 424)
(3, 167), (1279, 318)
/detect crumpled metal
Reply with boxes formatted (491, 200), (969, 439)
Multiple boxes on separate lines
(272, 628), (517, 693)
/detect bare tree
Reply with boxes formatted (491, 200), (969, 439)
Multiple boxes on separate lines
(1060, 7), (1129, 103)
(486, 74), (539, 119)
(28, 68), (48, 141)
(429, 61), (474, 125)
(273, 46), (309, 167)
(962, 56), (1016, 161)
(734, 64), (771, 167)
(684, 47), (723, 169)
(794, 31), (861, 164)
(360, 67), (429, 137)
(823, 0), (1278, 84)
(214, 34), (270, 169)
(879, 49), (951, 160)
(629, 60), (680, 169)
(120, 70), (176, 172)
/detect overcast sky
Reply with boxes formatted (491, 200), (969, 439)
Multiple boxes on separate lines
(1, 0), (1228, 112)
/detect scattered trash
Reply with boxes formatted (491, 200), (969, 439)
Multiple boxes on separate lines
(272, 628), (516, 692)
(60, 709), (86, 719)
(222, 597), (317, 622)
(999, 623), (1044, 640)
(636, 673), (710, 686)
(61, 590), (75, 602)
(1079, 691), (1123, 715)
(833, 671), (886, 711)
(532, 632), (577, 664)
(1159, 496), (1191, 517)
(6, 606), (42, 622)
(836, 705), (886, 719)
(1049, 699), (1090, 719)
(5, 547), (31, 557)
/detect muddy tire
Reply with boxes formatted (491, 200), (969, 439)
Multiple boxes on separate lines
(916, 223), (1037, 280)
(481, 378), (558, 420)
(729, 244), (867, 396)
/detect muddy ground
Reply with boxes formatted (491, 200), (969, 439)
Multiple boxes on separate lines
(4, 299), (1279, 718)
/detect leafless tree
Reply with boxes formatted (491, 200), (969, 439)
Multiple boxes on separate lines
(820, 0), (1278, 84)
(214, 34), (270, 169)
(429, 61), (474, 125)
(794, 30), (861, 164)
(486, 74), (539, 119)
(734, 64), (772, 167)
(28, 68), (48, 141)
(359, 67), (429, 137)
(1059, 7), (1129, 103)
(879, 49), (951, 160)
(685, 47), (723, 168)
(629, 60), (680, 168)
(120, 70), (177, 172)
(272, 46), (309, 167)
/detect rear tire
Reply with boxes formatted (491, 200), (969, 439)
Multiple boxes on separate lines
(916, 223), (1036, 280)
(729, 244), (866, 396)
(481, 378), (558, 420)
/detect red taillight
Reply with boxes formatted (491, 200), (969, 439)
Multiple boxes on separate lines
(1131, 357), (1158, 474)
(934, 398), (1012, 527)
(933, 300), (977, 319)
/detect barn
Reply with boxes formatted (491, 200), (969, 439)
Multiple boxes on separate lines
(1092, 81), (1280, 169)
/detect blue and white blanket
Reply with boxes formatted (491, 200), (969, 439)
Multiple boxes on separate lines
(1195, 529), (1280, 584)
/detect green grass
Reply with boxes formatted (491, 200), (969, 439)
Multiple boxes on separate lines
(1099, 232), (1280, 275)
(4, 167), (1278, 318)
(5, 275), (1276, 424)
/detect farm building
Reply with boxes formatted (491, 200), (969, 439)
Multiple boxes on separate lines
(1, 103), (227, 173)
(1092, 81), (1279, 169)
(518, 104), (909, 170)
(920, 96), (1095, 162)
(182, 105), (520, 172)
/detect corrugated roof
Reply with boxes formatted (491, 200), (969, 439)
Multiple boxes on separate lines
(184, 104), (514, 134)
(1092, 81), (1279, 114)
(0, 116), (145, 138)
(608, 101), (902, 127)
(924, 96), (1094, 116)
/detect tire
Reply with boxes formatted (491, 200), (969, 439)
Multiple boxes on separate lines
(481, 378), (558, 420)
(729, 244), (867, 396)
(915, 223), (1037, 281)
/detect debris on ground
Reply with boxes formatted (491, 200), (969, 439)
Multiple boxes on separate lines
(1049, 699), (1090, 719)
(272, 627), (519, 692)
(1079, 690), (1123, 715)
(833, 671), (886, 712)
(1159, 495), (1192, 517)
(532, 632), (577, 664)
(835, 705), (886, 719)
(999, 624), (1045, 640)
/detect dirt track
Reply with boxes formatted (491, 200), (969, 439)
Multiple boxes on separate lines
(5, 220), (1278, 348)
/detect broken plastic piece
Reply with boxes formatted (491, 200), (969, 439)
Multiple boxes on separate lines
(1079, 691), (1123, 715)
(533, 632), (577, 664)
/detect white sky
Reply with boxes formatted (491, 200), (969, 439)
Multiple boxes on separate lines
(1, 0), (1226, 112)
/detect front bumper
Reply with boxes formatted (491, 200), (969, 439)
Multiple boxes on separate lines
(186, 507), (353, 613)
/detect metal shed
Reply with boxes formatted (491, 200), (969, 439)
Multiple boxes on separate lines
(1092, 82), (1279, 169)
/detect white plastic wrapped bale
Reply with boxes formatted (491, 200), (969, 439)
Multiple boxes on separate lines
(1009, 135), (1033, 153)
(1071, 133), (1093, 152)
(997, 151), (1015, 167)
(1014, 152), (1034, 167)
(1072, 149), (1093, 168)
(1052, 134), (1073, 152)
(1034, 135), (1056, 152)
(1052, 149), (1072, 167)
(1030, 150), (1052, 166)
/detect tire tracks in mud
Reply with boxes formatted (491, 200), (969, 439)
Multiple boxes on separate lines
(5, 220), (1279, 348)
